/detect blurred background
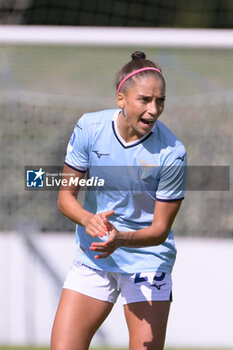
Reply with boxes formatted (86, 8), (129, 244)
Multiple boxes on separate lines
(0, 0), (233, 27)
(0, 1), (233, 349)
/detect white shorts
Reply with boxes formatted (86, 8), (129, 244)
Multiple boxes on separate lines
(63, 261), (172, 305)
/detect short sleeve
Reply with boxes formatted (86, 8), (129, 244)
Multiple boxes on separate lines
(156, 145), (187, 202)
(65, 116), (89, 172)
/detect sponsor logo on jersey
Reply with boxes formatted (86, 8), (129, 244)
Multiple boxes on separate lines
(92, 150), (110, 158)
(176, 153), (186, 161)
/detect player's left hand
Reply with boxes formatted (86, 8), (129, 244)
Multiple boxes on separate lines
(89, 222), (121, 259)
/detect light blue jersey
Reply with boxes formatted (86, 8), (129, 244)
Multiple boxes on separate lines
(65, 109), (187, 274)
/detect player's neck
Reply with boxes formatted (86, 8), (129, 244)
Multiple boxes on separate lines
(117, 111), (143, 143)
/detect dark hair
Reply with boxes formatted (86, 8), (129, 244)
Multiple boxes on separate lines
(115, 51), (164, 92)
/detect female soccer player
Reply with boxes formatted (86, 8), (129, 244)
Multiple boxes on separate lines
(51, 51), (187, 350)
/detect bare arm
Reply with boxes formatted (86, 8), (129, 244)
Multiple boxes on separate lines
(90, 199), (182, 258)
(57, 164), (114, 237)
(120, 199), (182, 247)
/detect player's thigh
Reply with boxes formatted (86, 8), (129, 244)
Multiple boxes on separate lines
(51, 288), (114, 350)
(124, 300), (171, 350)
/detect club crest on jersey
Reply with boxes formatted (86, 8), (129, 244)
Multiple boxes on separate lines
(137, 158), (158, 179)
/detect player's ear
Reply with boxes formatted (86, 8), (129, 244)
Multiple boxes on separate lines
(117, 92), (125, 109)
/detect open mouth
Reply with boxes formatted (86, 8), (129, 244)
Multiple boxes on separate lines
(140, 118), (154, 126)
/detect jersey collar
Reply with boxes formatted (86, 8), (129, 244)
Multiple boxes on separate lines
(112, 110), (154, 149)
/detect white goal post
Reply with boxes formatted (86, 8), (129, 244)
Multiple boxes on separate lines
(0, 25), (233, 48)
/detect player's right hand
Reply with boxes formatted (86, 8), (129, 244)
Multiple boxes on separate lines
(82, 210), (114, 238)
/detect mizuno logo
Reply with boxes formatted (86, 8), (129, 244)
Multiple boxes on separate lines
(151, 282), (166, 290)
(92, 150), (110, 158)
(176, 153), (186, 161)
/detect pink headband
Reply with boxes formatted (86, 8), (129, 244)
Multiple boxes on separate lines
(117, 67), (162, 93)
